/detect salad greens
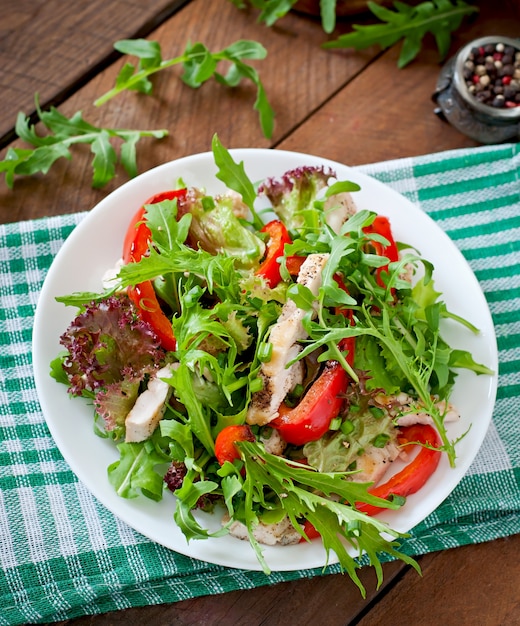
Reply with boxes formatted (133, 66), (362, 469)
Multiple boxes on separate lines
(52, 136), (492, 590)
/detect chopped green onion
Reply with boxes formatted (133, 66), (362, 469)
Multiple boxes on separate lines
(249, 377), (263, 394)
(373, 433), (391, 448)
(389, 494), (407, 507)
(341, 420), (355, 436)
(329, 416), (342, 430)
(369, 406), (385, 420)
(346, 520), (362, 537)
(201, 196), (215, 212)
(257, 342), (273, 363)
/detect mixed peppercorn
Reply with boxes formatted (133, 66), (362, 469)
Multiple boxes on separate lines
(462, 41), (520, 109)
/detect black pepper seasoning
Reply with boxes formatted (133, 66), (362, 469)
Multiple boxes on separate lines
(463, 40), (520, 109)
(432, 36), (520, 143)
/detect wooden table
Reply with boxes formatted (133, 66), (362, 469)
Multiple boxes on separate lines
(2, 1), (519, 623)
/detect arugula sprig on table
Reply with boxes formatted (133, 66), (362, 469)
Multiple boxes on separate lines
(229, 0), (339, 33)
(0, 96), (167, 189)
(95, 38), (274, 139)
(1, 38), (272, 190)
(229, 0), (478, 68)
(323, 0), (479, 68)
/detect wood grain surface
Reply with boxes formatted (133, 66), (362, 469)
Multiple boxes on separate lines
(1, 0), (519, 624)
(0, 0), (191, 143)
(0, 0), (382, 223)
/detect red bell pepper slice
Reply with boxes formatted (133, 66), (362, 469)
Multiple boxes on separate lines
(255, 219), (306, 284)
(122, 189), (186, 352)
(256, 220), (293, 287)
(123, 190), (186, 264)
(356, 423), (441, 516)
(215, 424), (255, 465)
(300, 519), (321, 542)
(363, 215), (399, 290)
(271, 274), (354, 446)
(271, 361), (349, 446)
(300, 424), (441, 540)
(285, 254), (306, 277)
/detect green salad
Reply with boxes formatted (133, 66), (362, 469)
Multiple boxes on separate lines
(51, 136), (492, 594)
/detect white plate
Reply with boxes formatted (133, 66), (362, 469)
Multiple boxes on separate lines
(33, 149), (498, 572)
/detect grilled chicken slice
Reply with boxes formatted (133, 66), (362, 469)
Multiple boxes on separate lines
(375, 393), (460, 428)
(125, 365), (174, 443)
(246, 253), (330, 426)
(324, 191), (358, 234)
(349, 394), (455, 486)
(395, 399), (459, 427)
(351, 440), (403, 485)
(259, 427), (288, 456)
(223, 514), (302, 546)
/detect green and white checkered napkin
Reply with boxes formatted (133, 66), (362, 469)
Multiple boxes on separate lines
(1, 143), (519, 625)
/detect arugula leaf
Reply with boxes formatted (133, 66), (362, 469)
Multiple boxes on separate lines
(116, 242), (243, 306)
(160, 420), (196, 459)
(230, 0), (339, 34)
(90, 130), (117, 188)
(325, 180), (361, 196)
(354, 333), (405, 394)
(95, 38), (274, 138)
(322, 0), (479, 68)
(143, 198), (184, 249)
(236, 441), (419, 587)
(221, 473), (244, 517)
(173, 474), (229, 541)
(211, 134), (264, 229)
(449, 349), (494, 376)
(50, 354), (73, 387)
(0, 96), (167, 189)
(319, 0), (338, 34)
(108, 440), (168, 501)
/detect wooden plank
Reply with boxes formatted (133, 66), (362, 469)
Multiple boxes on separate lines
(0, 0), (380, 223)
(0, 0), (190, 142)
(356, 535), (520, 626)
(278, 2), (520, 164)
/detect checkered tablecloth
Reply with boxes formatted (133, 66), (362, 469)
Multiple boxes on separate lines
(1, 143), (519, 625)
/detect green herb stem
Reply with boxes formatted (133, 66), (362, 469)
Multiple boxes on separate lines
(94, 54), (189, 106)
(322, 0), (479, 68)
(95, 39), (274, 138)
